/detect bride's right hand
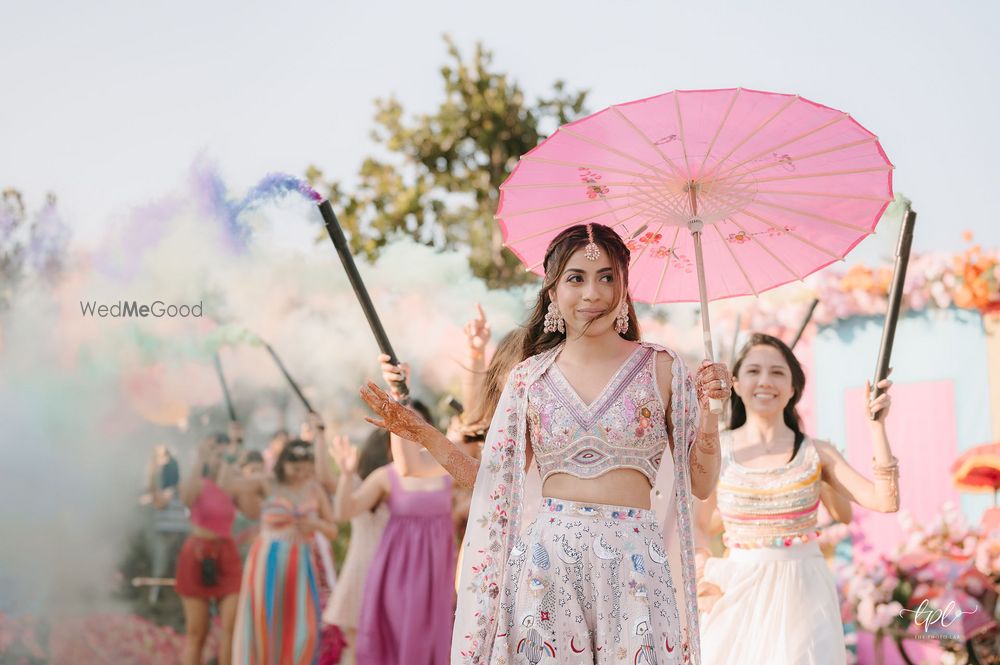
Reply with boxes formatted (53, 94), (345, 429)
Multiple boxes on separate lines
(359, 381), (435, 444)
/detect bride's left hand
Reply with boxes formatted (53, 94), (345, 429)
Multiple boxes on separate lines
(695, 361), (732, 411)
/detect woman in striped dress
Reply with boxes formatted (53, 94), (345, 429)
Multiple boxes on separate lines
(233, 439), (339, 665)
(695, 333), (900, 665)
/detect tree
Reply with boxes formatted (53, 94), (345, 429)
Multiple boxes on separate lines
(0, 189), (69, 352)
(307, 36), (588, 288)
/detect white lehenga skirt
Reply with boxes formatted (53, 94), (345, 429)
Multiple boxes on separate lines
(491, 498), (685, 665)
(699, 541), (846, 665)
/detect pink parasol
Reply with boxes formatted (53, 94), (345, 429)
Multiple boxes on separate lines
(498, 88), (893, 408)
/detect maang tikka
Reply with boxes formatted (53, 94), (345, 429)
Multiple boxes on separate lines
(584, 224), (601, 261)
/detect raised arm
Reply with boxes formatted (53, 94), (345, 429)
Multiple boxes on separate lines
(217, 455), (267, 520)
(460, 303), (490, 414)
(376, 354), (443, 477)
(328, 435), (390, 519)
(179, 438), (212, 507)
(310, 412), (338, 494)
(815, 377), (899, 513)
(819, 481), (854, 524)
(360, 381), (480, 489)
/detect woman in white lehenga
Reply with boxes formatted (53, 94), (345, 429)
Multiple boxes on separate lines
(696, 333), (901, 665)
(359, 223), (732, 665)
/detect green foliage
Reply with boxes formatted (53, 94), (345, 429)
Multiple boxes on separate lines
(308, 36), (588, 288)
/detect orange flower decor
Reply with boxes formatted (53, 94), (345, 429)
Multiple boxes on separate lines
(723, 233), (1000, 333)
(952, 238), (1000, 312)
(840, 264), (877, 292)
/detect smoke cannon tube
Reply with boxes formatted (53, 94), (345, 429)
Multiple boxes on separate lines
(263, 342), (316, 414)
(870, 207), (917, 419)
(790, 299), (819, 350)
(318, 199), (409, 399)
(213, 352), (237, 422)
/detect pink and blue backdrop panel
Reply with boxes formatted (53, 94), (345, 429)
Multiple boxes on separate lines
(810, 308), (993, 559)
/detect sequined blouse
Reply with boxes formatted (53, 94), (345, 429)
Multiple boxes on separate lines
(716, 430), (822, 549)
(526, 344), (668, 483)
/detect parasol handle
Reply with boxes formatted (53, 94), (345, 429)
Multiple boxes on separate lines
(317, 200), (409, 400)
(689, 219), (723, 415)
(870, 207), (916, 419)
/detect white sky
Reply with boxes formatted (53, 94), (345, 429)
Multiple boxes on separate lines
(2, 0), (998, 253)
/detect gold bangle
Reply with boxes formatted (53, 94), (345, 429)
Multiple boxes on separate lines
(872, 456), (898, 471)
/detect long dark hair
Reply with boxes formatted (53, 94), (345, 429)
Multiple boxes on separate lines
(729, 333), (807, 461)
(358, 430), (391, 480)
(485, 223), (640, 418)
(160, 457), (180, 489)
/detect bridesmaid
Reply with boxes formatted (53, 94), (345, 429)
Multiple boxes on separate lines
(329, 395), (455, 665)
(696, 333), (899, 665)
(317, 427), (392, 664)
(232, 439), (339, 664)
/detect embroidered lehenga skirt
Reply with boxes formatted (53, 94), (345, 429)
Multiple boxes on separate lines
(490, 498), (684, 665)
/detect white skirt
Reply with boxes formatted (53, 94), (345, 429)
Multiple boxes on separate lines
(699, 541), (846, 665)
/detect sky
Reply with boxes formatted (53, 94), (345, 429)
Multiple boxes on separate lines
(2, 0), (998, 254)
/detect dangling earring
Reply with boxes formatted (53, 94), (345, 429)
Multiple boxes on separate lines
(614, 300), (629, 335)
(543, 301), (565, 334)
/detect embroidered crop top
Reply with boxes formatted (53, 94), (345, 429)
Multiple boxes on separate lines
(526, 344), (668, 483)
(716, 431), (822, 549)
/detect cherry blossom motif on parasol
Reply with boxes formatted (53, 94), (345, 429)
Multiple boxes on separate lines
(497, 88), (893, 410)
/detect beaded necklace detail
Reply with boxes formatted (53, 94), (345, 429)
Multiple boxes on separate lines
(717, 431), (823, 550)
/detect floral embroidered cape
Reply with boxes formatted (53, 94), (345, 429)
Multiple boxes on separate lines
(451, 341), (702, 664)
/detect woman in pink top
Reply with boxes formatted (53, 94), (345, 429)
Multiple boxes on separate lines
(176, 427), (251, 665)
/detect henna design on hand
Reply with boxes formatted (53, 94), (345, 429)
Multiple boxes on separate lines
(695, 362), (732, 408)
(690, 430), (720, 479)
(696, 430), (720, 456)
(360, 381), (481, 488)
(446, 448), (480, 489)
(360, 382), (433, 442)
